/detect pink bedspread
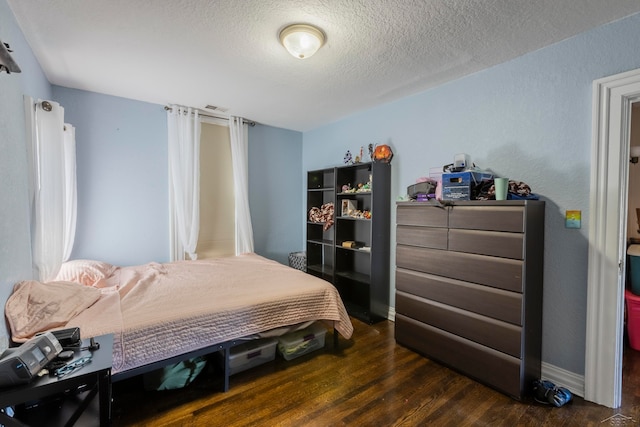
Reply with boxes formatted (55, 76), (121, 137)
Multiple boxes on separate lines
(65, 253), (353, 374)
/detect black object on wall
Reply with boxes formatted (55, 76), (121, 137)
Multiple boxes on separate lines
(0, 41), (22, 74)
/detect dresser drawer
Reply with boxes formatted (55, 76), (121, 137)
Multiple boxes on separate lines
(397, 225), (447, 249)
(396, 268), (522, 325)
(396, 245), (524, 293)
(448, 206), (525, 232)
(396, 291), (522, 357)
(448, 229), (524, 259)
(395, 314), (522, 399)
(397, 205), (448, 227)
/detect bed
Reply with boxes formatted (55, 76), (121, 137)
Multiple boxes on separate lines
(4, 253), (353, 390)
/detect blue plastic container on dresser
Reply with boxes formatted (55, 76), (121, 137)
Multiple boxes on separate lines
(441, 171), (492, 200)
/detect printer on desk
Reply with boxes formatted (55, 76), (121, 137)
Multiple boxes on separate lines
(0, 332), (62, 387)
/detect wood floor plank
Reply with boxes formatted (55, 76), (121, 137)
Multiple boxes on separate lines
(111, 318), (640, 426)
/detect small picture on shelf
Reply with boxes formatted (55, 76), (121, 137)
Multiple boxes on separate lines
(341, 199), (357, 217)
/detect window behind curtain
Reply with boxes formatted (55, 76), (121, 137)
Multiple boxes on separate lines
(196, 121), (235, 258)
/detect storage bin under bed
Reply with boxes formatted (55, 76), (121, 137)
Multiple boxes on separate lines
(226, 338), (278, 375)
(277, 322), (327, 361)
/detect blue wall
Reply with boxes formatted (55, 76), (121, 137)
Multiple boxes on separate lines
(51, 87), (302, 267)
(52, 87), (169, 266)
(303, 12), (640, 376)
(0, 0), (52, 345)
(249, 125), (303, 264)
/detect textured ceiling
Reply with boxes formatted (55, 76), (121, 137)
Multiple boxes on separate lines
(7, 0), (640, 131)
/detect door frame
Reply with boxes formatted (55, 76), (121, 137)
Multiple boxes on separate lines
(586, 68), (640, 408)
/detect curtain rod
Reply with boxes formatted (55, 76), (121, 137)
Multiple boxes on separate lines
(36, 101), (72, 132)
(164, 106), (255, 127)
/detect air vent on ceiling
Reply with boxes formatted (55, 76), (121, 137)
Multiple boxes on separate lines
(205, 104), (228, 113)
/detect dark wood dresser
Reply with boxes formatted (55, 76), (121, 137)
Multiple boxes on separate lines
(394, 200), (545, 399)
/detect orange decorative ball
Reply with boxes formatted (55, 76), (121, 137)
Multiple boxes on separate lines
(373, 144), (393, 163)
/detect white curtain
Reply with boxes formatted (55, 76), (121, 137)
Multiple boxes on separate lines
(229, 116), (254, 254)
(167, 105), (201, 261)
(29, 100), (77, 281)
(62, 124), (77, 261)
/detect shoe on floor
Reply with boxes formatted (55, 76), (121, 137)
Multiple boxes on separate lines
(548, 386), (573, 407)
(532, 379), (556, 404)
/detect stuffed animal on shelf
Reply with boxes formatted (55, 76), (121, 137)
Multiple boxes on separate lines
(308, 202), (335, 231)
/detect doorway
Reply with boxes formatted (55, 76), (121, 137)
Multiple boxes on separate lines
(586, 68), (640, 408)
(626, 105), (640, 243)
(622, 103), (640, 401)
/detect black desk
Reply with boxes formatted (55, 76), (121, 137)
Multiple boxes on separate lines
(0, 334), (113, 427)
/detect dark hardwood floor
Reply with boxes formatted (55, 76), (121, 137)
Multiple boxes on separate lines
(112, 318), (640, 426)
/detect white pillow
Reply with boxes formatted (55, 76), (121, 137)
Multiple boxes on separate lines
(55, 259), (117, 287)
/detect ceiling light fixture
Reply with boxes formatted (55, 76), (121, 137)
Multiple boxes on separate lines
(279, 24), (325, 59)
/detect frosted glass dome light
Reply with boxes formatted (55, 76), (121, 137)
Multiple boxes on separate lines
(279, 24), (325, 59)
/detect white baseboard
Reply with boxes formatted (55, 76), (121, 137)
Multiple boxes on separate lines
(387, 306), (396, 321)
(541, 361), (585, 397)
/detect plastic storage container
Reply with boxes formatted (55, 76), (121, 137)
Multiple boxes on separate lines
(628, 245), (640, 295)
(441, 171), (493, 201)
(277, 322), (327, 361)
(626, 290), (640, 351)
(226, 338), (277, 375)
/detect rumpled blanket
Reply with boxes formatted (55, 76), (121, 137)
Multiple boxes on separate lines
(6, 280), (101, 342)
(6, 253), (354, 375)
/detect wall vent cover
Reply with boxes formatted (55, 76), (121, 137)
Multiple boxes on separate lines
(205, 104), (228, 113)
